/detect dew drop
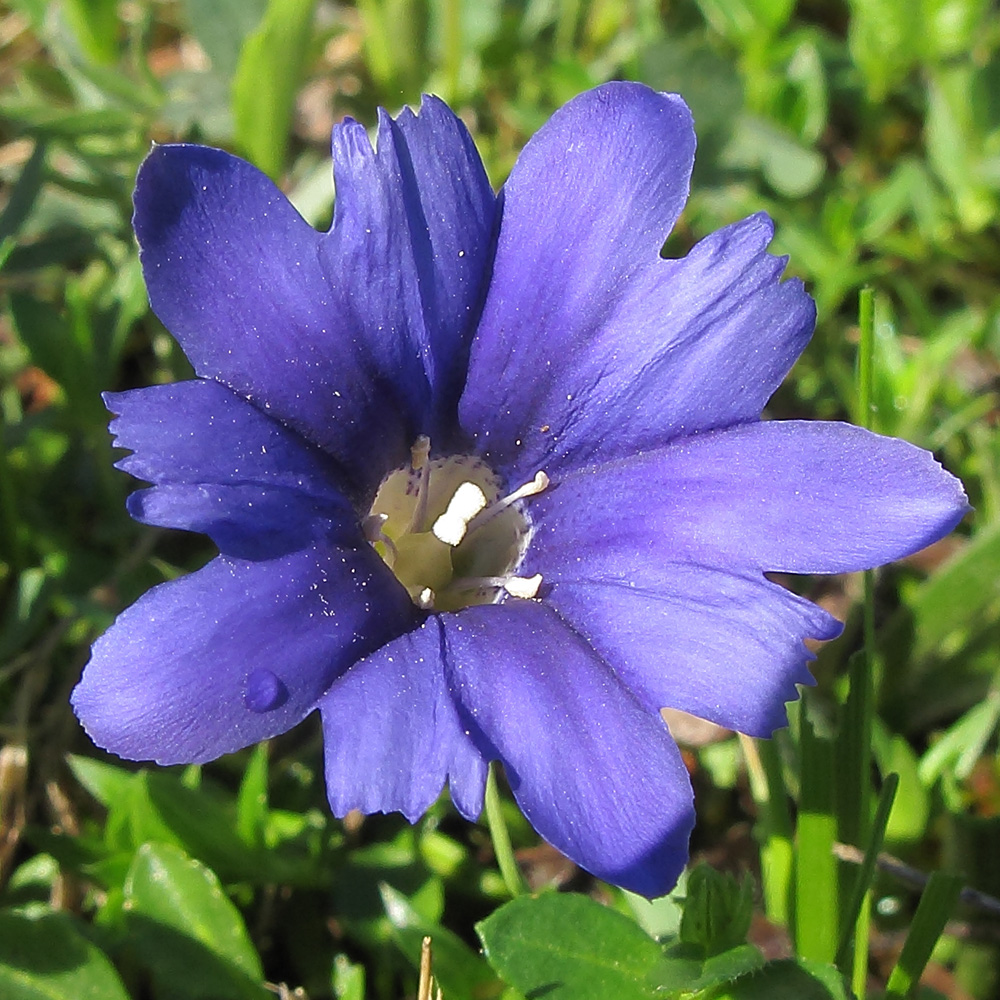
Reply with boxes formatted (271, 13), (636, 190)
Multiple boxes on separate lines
(244, 668), (288, 713)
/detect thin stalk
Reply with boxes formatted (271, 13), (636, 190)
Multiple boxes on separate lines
(846, 289), (879, 997)
(441, 0), (462, 104)
(484, 763), (527, 897)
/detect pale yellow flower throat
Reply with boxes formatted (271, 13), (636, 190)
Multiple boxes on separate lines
(363, 436), (548, 612)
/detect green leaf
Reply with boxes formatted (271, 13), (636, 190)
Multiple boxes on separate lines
(332, 954), (366, 1000)
(872, 729), (928, 844)
(918, 694), (1000, 786)
(0, 906), (130, 1000)
(232, 0), (318, 179)
(925, 64), (998, 232)
(846, 0), (920, 101)
(658, 942), (765, 994)
(721, 114), (824, 198)
(66, 755), (137, 809)
(894, 517), (1000, 665)
(0, 141), (46, 244)
(679, 863), (754, 958)
(713, 958), (852, 999)
(178, 0), (269, 80)
(380, 883), (499, 997)
(61, 0), (120, 65)
(477, 893), (667, 1000)
(139, 771), (263, 881)
(123, 842), (267, 1000)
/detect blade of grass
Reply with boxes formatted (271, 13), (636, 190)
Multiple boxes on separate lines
(741, 734), (794, 926)
(232, 0), (317, 180)
(795, 696), (838, 964)
(884, 871), (963, 999)
(835, 287), (879, 997)
(836, 773), (899, 973)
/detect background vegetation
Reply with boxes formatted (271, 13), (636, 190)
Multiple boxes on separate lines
(1, 0), (999, 997)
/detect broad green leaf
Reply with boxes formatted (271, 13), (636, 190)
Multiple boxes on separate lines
(178, 0), (269, 79)
(658, 942), (765, 994)
(714, 958), (851, 999)
(66, 754), (137, 810)
(918, 695), (1000, 786)
(123, 842), (267, 1000)
(0, 906), (129, 1000)
(922, 0), (991, 61)
(477, 893), (666, 1000)
(140, 770), (263, 881)
(693, 0), (794, 39)
(232, 0), (318, 179)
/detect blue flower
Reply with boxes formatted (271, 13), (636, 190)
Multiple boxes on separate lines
(72, 83), (967, 897)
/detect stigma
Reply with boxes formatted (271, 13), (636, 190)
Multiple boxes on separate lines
(365, 439), (547, 612)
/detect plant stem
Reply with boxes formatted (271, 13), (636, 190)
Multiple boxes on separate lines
(485, 763), (528, 897)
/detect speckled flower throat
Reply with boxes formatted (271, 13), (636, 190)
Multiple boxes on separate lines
(363, 436), (548, 612)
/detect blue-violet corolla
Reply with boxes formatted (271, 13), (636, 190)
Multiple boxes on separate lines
(72, 83), (968, 896)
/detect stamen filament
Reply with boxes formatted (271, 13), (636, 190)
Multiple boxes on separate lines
(408, 435), (432, 533)
(465, 471), (549, 536)
(449, 573), (543, 599)
(362, 513), (398, 563)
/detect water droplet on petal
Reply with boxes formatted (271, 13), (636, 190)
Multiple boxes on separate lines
(244, 668), (287, 713)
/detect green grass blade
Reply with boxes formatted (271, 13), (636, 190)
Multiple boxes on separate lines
(884, 871), (963, 999)
(742, 734), (794, 926)
(232, 0), (318, 179)
(836, 773), (899, 973)
(795, 697), (838, 964)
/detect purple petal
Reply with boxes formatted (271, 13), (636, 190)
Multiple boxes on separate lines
(134, 97), (496, 490)
(319, 617), (487, 823)
(522, 420), (966, 734)
(542, 566), (841, 736)
(71, 545), (416, 764)
(105, 382), (341, 498)
(463, 85), (804, 481)
(325, 97), (497, 436)
(440, 602), (694, 897)
(527, 420), (968, 578)
(107, 382), (354, 556)
(126, 484), (350, 560)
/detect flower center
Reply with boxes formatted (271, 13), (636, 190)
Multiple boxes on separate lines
(364, 436), (547, 612)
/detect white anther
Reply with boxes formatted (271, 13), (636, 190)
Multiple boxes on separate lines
(466, 470), (549, 535)
(417, 587), (435, 609)
(432, 481), (488, 546)
(503, 574), (543, 599)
